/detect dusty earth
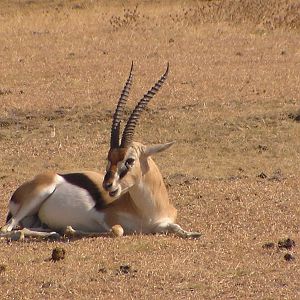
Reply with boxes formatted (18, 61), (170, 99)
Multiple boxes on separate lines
(0, 0), (300, 299)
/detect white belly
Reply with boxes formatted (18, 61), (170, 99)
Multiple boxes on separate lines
(38, 181), (108, 232)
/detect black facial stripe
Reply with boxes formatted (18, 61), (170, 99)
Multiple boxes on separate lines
(60, 173), (107, 210)
(104, 170), (113, 182)
(119, 166), (129, 179)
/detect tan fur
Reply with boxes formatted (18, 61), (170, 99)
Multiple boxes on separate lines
(1, 66), (201, 239)
(103, 193), (140, 229)
(140, 156), (177, 221)
(11, 172), (56, 204)
(100, 142), (184, 235)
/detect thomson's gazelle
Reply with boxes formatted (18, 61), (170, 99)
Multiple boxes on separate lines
(0, 63), (201, 240)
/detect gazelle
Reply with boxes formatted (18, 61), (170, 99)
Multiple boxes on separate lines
(0, 63), (201, 240)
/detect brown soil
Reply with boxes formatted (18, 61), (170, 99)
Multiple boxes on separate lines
(0, 1), (300, 299)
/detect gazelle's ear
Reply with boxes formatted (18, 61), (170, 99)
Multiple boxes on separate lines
(143, 141), (175, 157)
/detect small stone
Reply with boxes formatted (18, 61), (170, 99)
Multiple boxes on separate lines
(257, 172), (267, 179)
(111, 225), (124, 237)
(119, 265), (131, 274)
(0, 264), (7, 273)
(288, 112), (300, 122)
(284, 253), (295, 261)
(117, 264), (137, 275)
(72, 4), (83, 9)
(64, 226), (76, 237)
(98, 267), (107, 274)
(51, 247), (66, 261)
(278, 238), (295, 250)
(258, 144), (268, 151)
(294, 115), (300, 122)
(41, 282), (52, 288)
(262, 242), (275, 249)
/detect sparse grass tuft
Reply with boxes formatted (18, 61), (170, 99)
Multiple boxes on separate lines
(169, 0), (300, 30)
(109, 4), (144, 31)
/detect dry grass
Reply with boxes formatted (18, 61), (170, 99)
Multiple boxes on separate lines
(1, 1), (300, 299)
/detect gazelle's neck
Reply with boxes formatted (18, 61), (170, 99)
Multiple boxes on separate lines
(128, 157), (177, 224)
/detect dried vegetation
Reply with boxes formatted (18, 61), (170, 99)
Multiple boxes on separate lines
(0, 0), (300, 299)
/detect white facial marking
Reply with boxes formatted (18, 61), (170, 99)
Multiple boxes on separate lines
(106, 161), (111, 172)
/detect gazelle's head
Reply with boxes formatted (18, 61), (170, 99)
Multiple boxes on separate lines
(103, 63), (174, 198)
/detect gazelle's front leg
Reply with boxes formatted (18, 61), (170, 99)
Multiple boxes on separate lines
(63, 225), (124, 238)
(62, 226), (110, 238)
(154, 222), (201, 239)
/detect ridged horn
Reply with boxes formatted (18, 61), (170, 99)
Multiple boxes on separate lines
(110, 61), (134, 148)
(120, 63), (169, 148)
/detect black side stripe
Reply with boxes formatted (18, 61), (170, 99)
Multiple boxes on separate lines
(60, 173), (107, 210)
(119, 167), (129, 179)
(6, 212), (12, 223)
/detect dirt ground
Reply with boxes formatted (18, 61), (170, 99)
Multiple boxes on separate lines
(0, 0), (300, 299)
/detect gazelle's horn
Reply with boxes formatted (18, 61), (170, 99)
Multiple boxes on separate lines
(120, 63), (169, 148)
(110, 61), (134, 148)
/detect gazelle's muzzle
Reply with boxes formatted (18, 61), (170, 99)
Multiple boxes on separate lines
(103, 170), (114, 190)
(103, 169), (120, 198)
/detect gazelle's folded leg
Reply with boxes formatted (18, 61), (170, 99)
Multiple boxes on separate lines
(63, 226), (110, 238)
(154, 222), (201, 239)
(1, 172), (58, 232)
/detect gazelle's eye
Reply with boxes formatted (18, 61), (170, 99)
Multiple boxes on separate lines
(125, 158), (135, 168)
